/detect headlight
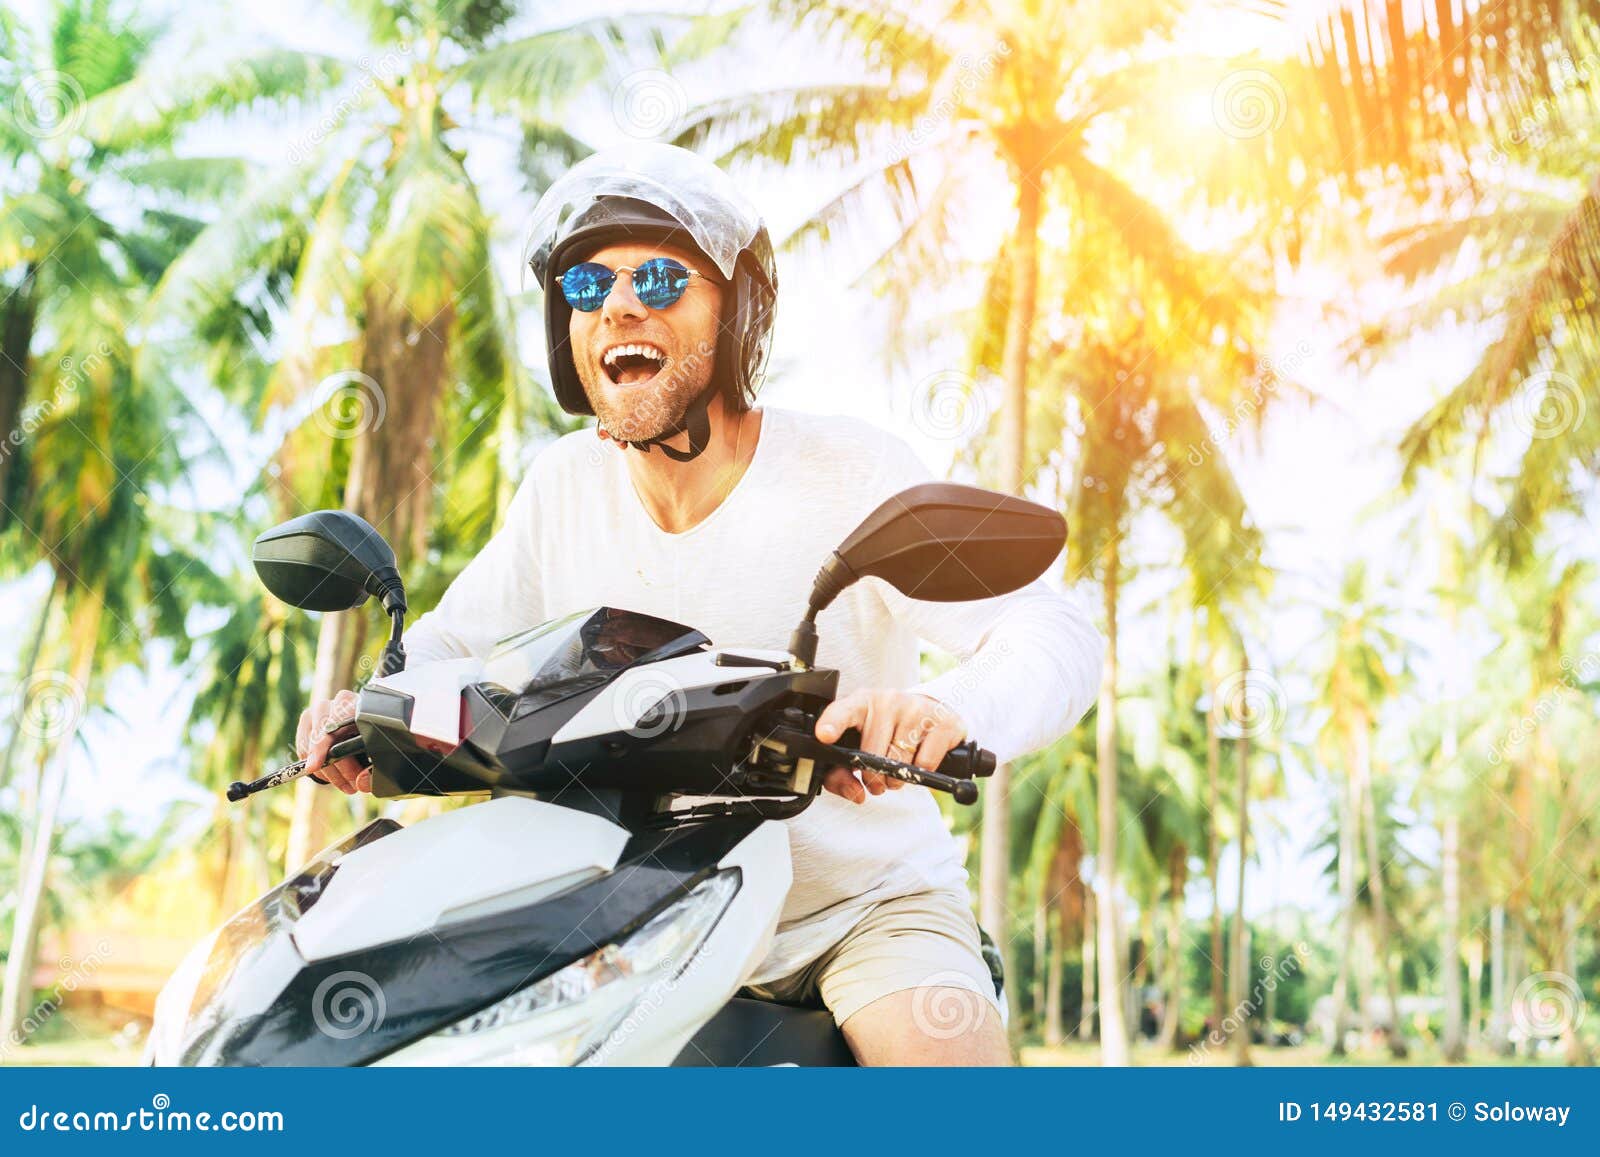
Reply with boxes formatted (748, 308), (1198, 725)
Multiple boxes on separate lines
(411, 869), (740, 1066)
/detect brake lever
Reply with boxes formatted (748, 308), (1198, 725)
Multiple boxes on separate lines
(226, 735), (366, 802)
(757, 715), (986, 806)
(839, 745), (979, 805)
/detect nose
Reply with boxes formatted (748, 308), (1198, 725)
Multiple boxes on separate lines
(600, 270), (649, 324)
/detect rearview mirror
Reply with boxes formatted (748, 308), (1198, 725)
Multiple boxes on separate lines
(821, 482), (1066, 607)
(252, 510), (406, 614)
(788, 483), (1066, 666)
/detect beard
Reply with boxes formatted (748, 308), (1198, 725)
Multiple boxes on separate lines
(582, 340), (717, 445)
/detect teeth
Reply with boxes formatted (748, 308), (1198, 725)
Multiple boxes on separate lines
(603, 343), (667, 367)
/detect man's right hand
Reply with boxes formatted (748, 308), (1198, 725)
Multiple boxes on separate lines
(296, 689), (370, 795)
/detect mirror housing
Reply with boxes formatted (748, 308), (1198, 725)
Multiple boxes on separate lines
(252, 510), (407, 615)
(789, 483), (1067, 666)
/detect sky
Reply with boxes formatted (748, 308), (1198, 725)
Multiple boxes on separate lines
(0, 0), (1521, 925)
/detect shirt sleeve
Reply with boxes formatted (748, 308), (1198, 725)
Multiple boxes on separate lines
(401, 468), (545, 665)
(864, 439), (1104, 765)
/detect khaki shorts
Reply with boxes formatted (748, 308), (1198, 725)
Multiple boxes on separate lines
(745, 888), (1003, 1028)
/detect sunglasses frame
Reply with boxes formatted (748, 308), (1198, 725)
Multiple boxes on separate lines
(558, 256), (713, 313)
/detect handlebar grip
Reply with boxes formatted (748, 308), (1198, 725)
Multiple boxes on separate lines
(834, 729), (995, 778)
(938, 740), (997, 779)
(226, 735), (366, 802)
(832, 732), (992, 777)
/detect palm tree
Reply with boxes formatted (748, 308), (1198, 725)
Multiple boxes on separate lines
(0, 0), (252, 1046)
(1004, 733), (1094, 1042)
(672, 3), (1284, 1020)
(106, 1), (629, 865)
(1314, 561), (1410, 1058)
(1290, 6), (1600, 566)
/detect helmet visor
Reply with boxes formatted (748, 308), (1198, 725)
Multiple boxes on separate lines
(525, 143), (763, 286)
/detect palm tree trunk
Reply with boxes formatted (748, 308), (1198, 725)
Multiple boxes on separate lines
(1355, 925), (1376, 1040)
(1158, 847), (1187, 1049)
(1095, 535), (1129, 1064)
(1207, 695), (1225, 1039)
(1357, 727), (1406, 1058)
(1229, 658), (1252, 1066)
(1438, 566), (1466, 1062)
(1131, 904), (1153, 1040)
(0, 577), (59, 791)
(979, 174), (1041, 1025)
(1558, 906), (1590, 1065)
(0, 589), (100, 1047)
(1466, 931), (1483, 1053)
(1486, 906), (1513, 1055)
(284, 294), (451, 868)
(1440, 812), (1465, 1061)
(0, 262), (38, 507)
(1329, 756), (1360, 1055)
(1031, 899), (1047, 1028)
(1078, 889), (1096, 1042)
(1044, 919), (1065, 1046)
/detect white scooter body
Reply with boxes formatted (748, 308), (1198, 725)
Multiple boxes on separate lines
(368, 798), (792, 1066)
(145, 795), (799, 1066)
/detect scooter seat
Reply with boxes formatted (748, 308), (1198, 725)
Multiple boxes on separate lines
(672, 997), (857, 1067)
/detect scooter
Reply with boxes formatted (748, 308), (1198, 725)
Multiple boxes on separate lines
(144, 482), (1066, 1066)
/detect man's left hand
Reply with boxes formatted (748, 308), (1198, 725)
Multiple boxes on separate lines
(814, 690), (967, 804)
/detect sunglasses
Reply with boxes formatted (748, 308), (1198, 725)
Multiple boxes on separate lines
(559, 256), (712, 313)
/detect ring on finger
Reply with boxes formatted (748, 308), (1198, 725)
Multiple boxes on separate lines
(891, 735), (920, 755)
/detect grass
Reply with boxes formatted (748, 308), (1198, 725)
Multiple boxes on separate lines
(1020, 1040), (1566, 1067)
(5, 1029), (1571, 1068)
(5, 1037), (139, 1067)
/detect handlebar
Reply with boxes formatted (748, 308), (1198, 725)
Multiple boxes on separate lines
(831, 727), (994, 804)
(226, 735), (365, 802)
(752, 713), (997, 807)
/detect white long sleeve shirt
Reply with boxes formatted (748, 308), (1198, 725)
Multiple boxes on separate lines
(402, 406), (1103, 981)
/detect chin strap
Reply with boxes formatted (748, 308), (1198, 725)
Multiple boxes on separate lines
(603, 383), (716, 462)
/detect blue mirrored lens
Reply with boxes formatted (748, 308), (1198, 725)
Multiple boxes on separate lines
(561, 263), (615, 312)
(632, 258), (691, 310)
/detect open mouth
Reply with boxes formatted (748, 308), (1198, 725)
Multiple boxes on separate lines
(602, 342), (669, 387)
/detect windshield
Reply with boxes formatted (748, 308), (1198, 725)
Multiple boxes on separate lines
(480, 608), (709, 712)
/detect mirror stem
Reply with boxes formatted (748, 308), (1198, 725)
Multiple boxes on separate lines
(788, 612), (819, 671)
(379, 609), (407, 675)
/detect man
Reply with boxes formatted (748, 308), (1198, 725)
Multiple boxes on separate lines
(299, 143), (1102, 1065)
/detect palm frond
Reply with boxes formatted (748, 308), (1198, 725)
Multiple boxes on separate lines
(80, 48), (347, 150)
